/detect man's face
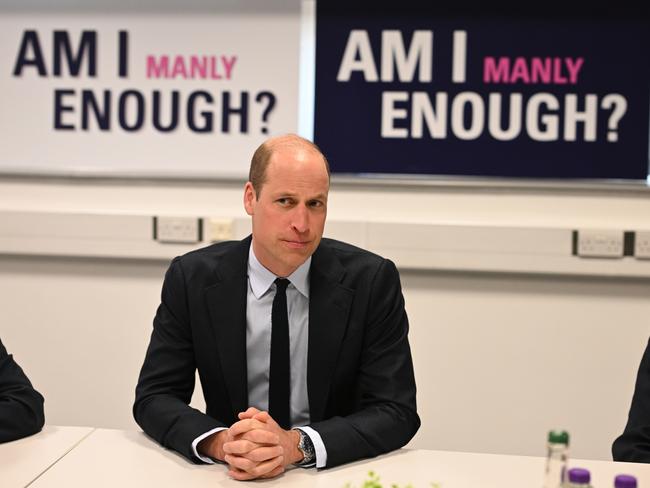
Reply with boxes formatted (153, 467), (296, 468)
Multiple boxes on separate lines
(244, 145), (329, 277)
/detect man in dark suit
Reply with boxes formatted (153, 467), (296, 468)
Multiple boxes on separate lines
(134, 134), (419, 480)
(613, 338), (650, 462)
(0, 337), (45, 443)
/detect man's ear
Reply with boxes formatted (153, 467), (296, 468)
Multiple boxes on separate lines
(243, 182), (256, 216)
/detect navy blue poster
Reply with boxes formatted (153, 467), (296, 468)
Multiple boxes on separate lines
(314, 4), (650, 180)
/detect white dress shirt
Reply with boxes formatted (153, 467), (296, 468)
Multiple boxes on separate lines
(192, 245), (327, 467)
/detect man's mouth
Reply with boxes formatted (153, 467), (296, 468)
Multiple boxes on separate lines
(282, 239), (310, 249)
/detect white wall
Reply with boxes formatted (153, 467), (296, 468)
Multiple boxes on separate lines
(1, 175), (650, 463)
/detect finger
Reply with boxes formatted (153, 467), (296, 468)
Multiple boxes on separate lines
(222, 439), (258, 455)
(228, 467), (257, 481)
(224, 454), (256, 472)
(223, 439), (281, 456)
(228, 463), (284, 481)
(252, 411), (272, 422)
(242, 445), (284, 463)
(237, 428), (280, 445)
(225, 454), (284, 478)
(238, 407), (261, 419)
(228, 418), (269, 438)
(259, 464), (286, 479)
(249, 454), (284, 478)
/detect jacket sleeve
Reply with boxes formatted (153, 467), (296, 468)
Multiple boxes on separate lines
(309, 259), (420, 468)
(133, 258), (224, 462)
(613, 338), (650, 462)
(0, 338), (45, 443)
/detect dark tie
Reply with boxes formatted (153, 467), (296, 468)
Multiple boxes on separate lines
(269, 278), (291, 429)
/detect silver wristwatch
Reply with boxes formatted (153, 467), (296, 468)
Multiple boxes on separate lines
(294, 429), (315, 466)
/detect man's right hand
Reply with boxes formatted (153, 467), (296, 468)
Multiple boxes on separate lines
(197, 429), (229, 463)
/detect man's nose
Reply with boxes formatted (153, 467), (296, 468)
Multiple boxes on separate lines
(291, 205), (309, 234)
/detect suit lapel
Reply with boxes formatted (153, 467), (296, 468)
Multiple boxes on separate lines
(205, 237), (250, 415)
(307, 242), (354, 422)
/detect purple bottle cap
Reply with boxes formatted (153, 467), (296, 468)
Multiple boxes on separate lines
(568, 468), (591, 484)
(615, 475), (637, 488)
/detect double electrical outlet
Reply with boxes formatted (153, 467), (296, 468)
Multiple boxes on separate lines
(576, 229), (650, 259)
(636, 231), (650, 259)
(154, 217), (234, 244)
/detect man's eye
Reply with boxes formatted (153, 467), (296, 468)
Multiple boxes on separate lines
(309, 200), (324, 208)
(277, 198), (292, 205)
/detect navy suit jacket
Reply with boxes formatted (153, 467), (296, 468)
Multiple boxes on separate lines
(0, 338), (44, 443)
(134, 236), (419, 468)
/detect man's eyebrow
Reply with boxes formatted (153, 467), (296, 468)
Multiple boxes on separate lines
(272, 191), (297, 198)
(272, 191), (327, 200)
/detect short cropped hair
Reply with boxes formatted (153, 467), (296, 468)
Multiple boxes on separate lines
(248, 134), (330, 197)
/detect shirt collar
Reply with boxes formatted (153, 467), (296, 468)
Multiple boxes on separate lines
(248, 244), (311, 299)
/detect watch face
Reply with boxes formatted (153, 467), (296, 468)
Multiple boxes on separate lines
(295, 429), (315, 465)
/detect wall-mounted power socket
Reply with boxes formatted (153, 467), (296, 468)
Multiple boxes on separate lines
(207, 218), (234, 242)
(635, 231), (650, 259)
(576, 229), (624, 258)
(154, 216), (202, 244)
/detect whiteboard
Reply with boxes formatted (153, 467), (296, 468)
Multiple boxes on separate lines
(0, 2), (301, 179)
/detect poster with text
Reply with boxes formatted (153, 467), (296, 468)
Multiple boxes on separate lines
(314, 5), (650, 180)
(0, 6), (300, 178)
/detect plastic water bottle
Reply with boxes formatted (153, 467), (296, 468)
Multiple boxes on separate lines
(614, 474), (637, 488)
(567, 468), (591, 488)
(543, 430), (569, 488)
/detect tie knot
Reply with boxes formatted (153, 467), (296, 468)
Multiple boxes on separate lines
(275, 278), (290, 292)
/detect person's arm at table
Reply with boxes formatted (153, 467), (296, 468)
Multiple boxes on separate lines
(308, 259), (420, 468)
(0, 338), (45, 443)
(133, 258), (226, 461)
(613, 338), (650, 462)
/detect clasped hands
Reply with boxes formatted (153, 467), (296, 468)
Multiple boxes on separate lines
(198, 407), (303, 480)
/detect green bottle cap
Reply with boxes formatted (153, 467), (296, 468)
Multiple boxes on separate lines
(548, 430), (569, 445)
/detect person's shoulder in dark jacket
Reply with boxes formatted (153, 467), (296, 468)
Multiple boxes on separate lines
(0, 337), (45, 443)
(613, 338), (650, 463)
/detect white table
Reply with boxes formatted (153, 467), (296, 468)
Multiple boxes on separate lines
(29, 429), (228, 487)
(0, 425), (94, 488)
(29, 428), (650, 487)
